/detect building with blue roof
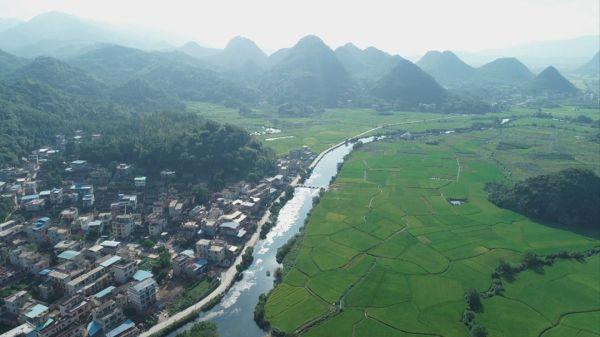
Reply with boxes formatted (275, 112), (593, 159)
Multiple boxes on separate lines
(105, 319), (137, 337)
(57, 250), (81, 261)
(99, 255), (122, 268)
(24, 304), (48, 324)
(20, 194), (39, 204)
(87, 320), (103, 337)
(132, 270), (153, 282)
(94, 286), (116, 299)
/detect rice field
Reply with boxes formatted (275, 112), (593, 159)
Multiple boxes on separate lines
(263, 123), (600, 337)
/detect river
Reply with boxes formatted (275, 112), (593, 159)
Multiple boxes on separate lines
(168, 138), (374, 337)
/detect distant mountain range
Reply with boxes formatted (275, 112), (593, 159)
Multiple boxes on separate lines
(415, 50), (581, 96)
(456, 35), (600, 70)
(0, 18), (21, 31)
(0, 12), (186, 58)
(577, 51), (599, 78)
(0, 10), (593, 112)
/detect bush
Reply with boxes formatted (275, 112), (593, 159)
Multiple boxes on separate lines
(177, 321), (218, 337)
(236, 247), (254, 273)
(254, 293), (270, 329)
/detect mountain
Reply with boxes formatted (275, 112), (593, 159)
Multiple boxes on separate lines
(0, 12), (117, 57)
(262, 35), (354, 106)
(416, 50), (477, 86)
(0, 49), (27, 76)
(576, 51), (599, 78)
(335, 43), (402, 81)
(525, 66), (578, 95)
(208, 36), (268, 69)
(110, 78), (183, 111)
(69, 44), (201, 83)
(371, 58), (446, 104)
(457, 35), (600, 69)
(179, 41), (221, 59)
(70, 44), (258, 103)
(0, 18), (22, 32)
(9, 56), (107, 97)
(268, 48), (291, 67)
(487, 168), (600, 228)
(477, 57), (534, 85)
(0, 12), (185, 58)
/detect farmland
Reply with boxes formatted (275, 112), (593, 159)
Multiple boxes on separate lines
(263, 117), (600, 337)
(187, 102), (451, 154)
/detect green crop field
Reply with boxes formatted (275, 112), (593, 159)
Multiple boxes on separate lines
(479, 255), (600, 337)
(263, 117), (600, 337)
(188, 102), (456, 154)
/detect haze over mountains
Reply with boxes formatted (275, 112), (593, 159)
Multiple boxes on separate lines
(577, 51), (599, 78)
(0, 12), (185, 58)
(0, 10), (596, 114)
(456, 35), (600, 70)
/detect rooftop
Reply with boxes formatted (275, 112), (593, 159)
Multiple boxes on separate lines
(131, 277), (156, 292)
(220, 221), (241, 230)
(99, 255), (122, 268)
(25, 304), (49, 319)
(94, 286), (116, 299)
(57, 250), (81, 261)
(105, 320), (135, 337)
(132, 269), (153, 282)
(100, 240), (121, 248)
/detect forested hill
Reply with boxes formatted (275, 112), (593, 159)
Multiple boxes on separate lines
(486, 168), (600, 228)
(0, 52), (276, 184)
(72, 115), (276, 187)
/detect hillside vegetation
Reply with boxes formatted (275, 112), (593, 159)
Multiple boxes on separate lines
(487, 168), (600, 228)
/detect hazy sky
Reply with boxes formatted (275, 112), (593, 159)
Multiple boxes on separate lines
(0, 0), (598, 55)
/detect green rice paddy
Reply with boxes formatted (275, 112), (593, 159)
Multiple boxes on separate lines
(263, 118), (600, 337)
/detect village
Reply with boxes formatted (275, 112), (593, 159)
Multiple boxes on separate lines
(0, 131), (316, 337)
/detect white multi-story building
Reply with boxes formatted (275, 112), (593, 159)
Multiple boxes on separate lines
(127, 277), (157, 312)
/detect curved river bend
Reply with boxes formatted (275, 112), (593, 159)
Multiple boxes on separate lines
(170, 138), (374, 337)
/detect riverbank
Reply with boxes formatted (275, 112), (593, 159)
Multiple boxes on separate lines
(141, 176), (300, 337)
(143, 115), (467, 337)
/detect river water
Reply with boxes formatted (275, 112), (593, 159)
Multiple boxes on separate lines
(170, 138), (374, 337)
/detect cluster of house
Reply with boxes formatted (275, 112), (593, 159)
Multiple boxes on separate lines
(1, 233), (158, 337)
(0, 138), (317, 337)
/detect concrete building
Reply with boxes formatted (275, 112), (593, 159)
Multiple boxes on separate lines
(111, 215), (134, 239)
(127, 277), (157, 312)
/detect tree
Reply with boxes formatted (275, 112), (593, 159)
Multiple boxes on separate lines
(178, 321), (218, 337)
(140, 238), (155, 249)
(523, 251), (542, 267)
(497, 259), (514, 277)
(193, 185), (209, 205)
(465, 288), (482, 311)
(470, 324), (488, 337)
